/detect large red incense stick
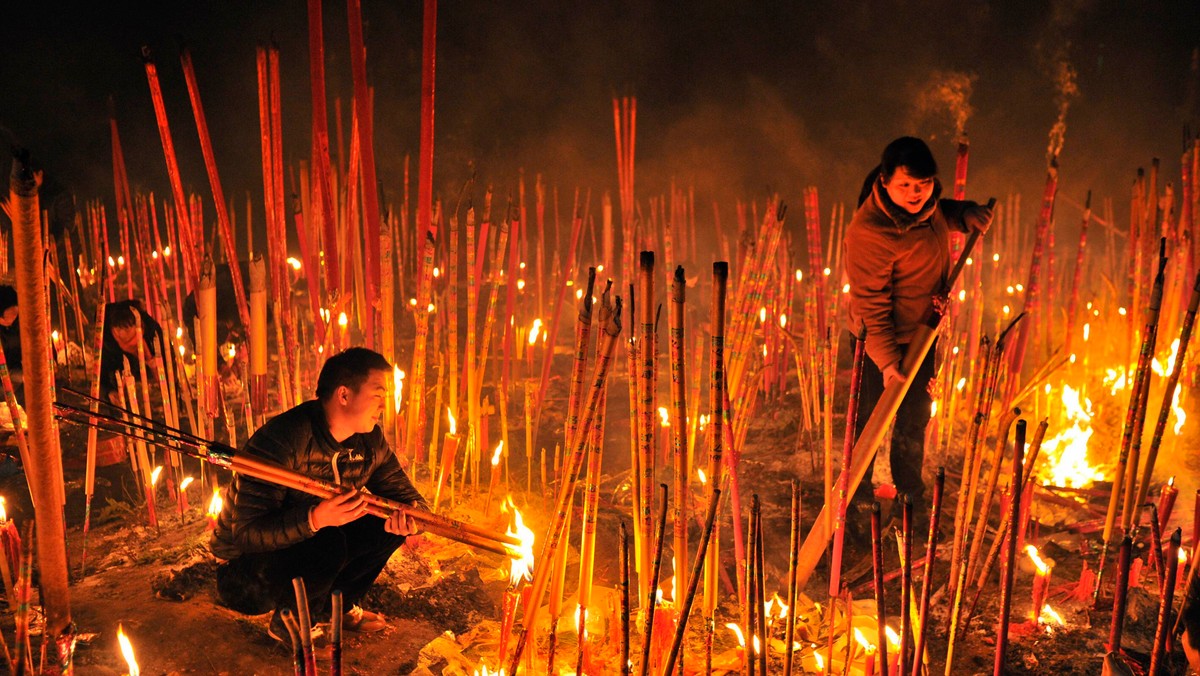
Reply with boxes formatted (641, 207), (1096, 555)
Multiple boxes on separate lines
(830, 328), (866, 595)
(415, 0), (437, 293)
(306, 0), (339, 294)
(871, 502), (888, 675)
(180, 49), (250, 331)
(347, 0), (383, 346)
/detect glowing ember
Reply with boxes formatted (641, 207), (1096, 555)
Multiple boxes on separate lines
(117, 624), (140, 676)
(1039, 384), (1105, 488)
(207, 488), (223, 518)
(501, 497), (535, 585)
(490, 441), (504, 467)
(1025, 545), (1050, 574)
(179, 476), (194, 492)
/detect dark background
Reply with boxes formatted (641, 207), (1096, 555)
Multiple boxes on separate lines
(2, 1), (1198, 252)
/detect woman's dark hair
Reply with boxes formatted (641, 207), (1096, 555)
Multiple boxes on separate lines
(880, 136), (938, 181)
(0, 286), (16, 315)
(106, 300), (148, 329)
(316, 347), (392, 401)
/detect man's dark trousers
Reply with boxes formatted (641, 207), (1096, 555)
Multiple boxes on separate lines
(216, 515), (405, 617)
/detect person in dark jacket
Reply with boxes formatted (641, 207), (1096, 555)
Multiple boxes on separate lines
(212, 347), (425, 643)
(842, 137), (993, 532)
(99, 300), (165, 402)
(0, 285), (21, 380)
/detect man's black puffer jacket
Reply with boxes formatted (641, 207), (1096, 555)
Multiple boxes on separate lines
(210, 400), (426, 560)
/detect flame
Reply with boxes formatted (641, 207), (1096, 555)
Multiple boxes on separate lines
(697, 468), (707, 485)
(393, 367), (405, 414)
(822, 267), (831, 276)
(163, 245), (171, 256)
(930, 400), (938, 417)
(107, 256), (116, 267)
(528, 319), (543, 346)
(501, 497), (535, 586)
(226, 343), (237, 360)
(433, 267), (441, 278)
(1180, 548), (1189, 565)
(1083, 323), (1090, 341)
(958, 289), (966, 301)
(0, 496), (7, 522)
(51, 330), (59, 342)
(491, 441), (504, 467)
(473, 666), (504, 676)
(1171, 388), (1186, 435)
(179, 476), (194, 492)
(337, 312), (348, 328)
(286, 257), (302, 271)
(446, 406), (456, 435)
(885, 625), (900, 648)
(117, 624), (140, 676)
(575, 289), (583, 300)
(1040, 604), (1065, 626)
(175, 327), (183, 339)
(207, 488), (223, 518)
(658, 407), (670, 428)
(1104, 367), (1128, 396)
(725, 623), (745, 647)
(795, 270), (803, 282)
(1039, 384), (1105, 488)
(1025, 545), (1050, 574)
(759, 307), (767, 323)
(778, 314), (787, 329)
(117, 255), (126, 267)
(769, 592), (788, 619)
(812, 649), (824, 670)
(842, 283), (851, 293)
(574, 604), (584, 635)
(150, 466), (163, 488)
(853, 627), (875, 653)
(956, 377), (967, 392)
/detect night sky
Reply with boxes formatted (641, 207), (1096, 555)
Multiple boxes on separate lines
(2, 1), (1198, 245)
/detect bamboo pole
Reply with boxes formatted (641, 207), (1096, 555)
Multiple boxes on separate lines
(899, 496), (913, 676)
(79, 290), (106, 574)
(9, 151), (71, 644)
(783, 480), (801, 676)
(871, 502), (888, 674)
(575, 277), (607, 671)
(830, 327), (866, 595)
(1107, 535), (1134, 653)
(964, 407), (1021, 584)
(704, 262), (728, 637)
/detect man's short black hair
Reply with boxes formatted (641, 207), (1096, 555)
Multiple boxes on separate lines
(315, 347), (391, 401)
(880, 136), (938, 181)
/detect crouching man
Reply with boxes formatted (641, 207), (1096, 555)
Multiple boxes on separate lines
(211, 347), (427, 642)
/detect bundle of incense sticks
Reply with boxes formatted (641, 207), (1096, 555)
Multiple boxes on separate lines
(55, 397), (518, 557)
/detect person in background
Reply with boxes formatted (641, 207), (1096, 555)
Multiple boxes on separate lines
(842, 137), (993, 538)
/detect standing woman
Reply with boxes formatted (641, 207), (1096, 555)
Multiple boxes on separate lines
(842, 137), (993, 535)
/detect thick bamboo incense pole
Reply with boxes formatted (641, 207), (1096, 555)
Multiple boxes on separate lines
(637, 251), (656, 606)
(80, 291), (106, 574)
(9, 151), (71, 643)
(507, 296), (623, 675)
(704, 262), (728, 625)
(406, 232), (437, 463)
(911, 468), (944, 676)
(668, 266), (689, 611)
(575, 278), (608, 670)
(249, 257), (268, 427)
(783, 481), (801, 676)
(1148, 528), (1181, 675)
(871, 502), (888, 674)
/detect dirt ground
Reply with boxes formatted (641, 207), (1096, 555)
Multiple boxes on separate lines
(4, 339), (1194, 675)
